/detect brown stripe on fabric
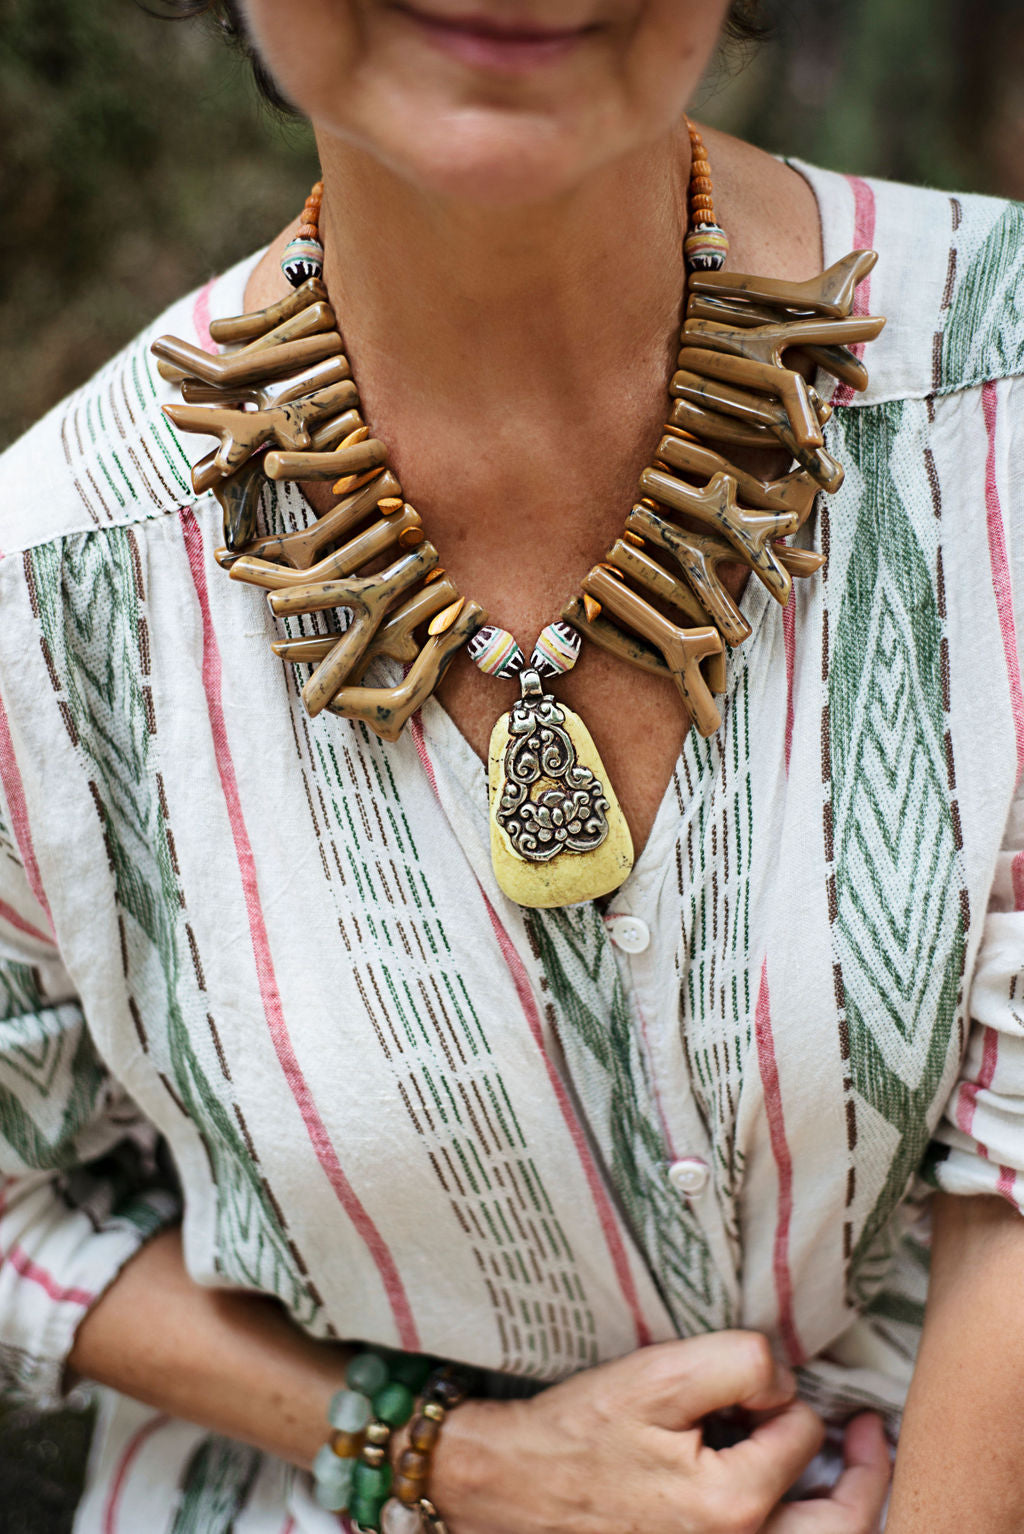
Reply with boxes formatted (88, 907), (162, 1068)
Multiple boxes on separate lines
(137, 616), (152, 676)
(819, 504), (831, 576)
(336, 912), (353, 953)
(950, 195), (962, 230)
(396, 1077), (425, 1136)
(352, 968), (396, 1060)
(935, 547), (947, 620)
(165, 826), (182, 880)
(941, 246), (958, 311)
(118, 914), (130, 977)
(454, 1080), (495, 1157)
(158, 1070), (188, 1117)
(944, 730), (957, 791)
(185, 922), (207, 990)
(926, 395), (935, 424)
(232, 1102), (260, 1163)
(392, 915), (414, 961)
(846, 1166), (856, 1206)
(959, 887), (971, 937)
(845, 1099), (857, 1150)
(142, 685), (157, 736)
(155, 771), (170, 819)
(823, 802), (835, 866)
(939, 637), (951, 712)
(21, 552), (42, 620)
(820, 614), (830, 684)
(132, 435), (178, 505)
(834, 964), (847, 1019)
(420, 975), (466, 1066)
(925, 448), (942, 521)
(56, 701), (80, 748)
(408, 1073), (436, 1134)
(843, 1221), (853, 1259)
(126, 528), (146, 604)
(37, 636), (61, 696)
(128, 994), (148, 1048)
(821, 705), (831, 784)
(208, 1014), (232, 1081)
(87, 780), (116, 872)
(950, 799), (964, 852)
(60, 412), (103, 527)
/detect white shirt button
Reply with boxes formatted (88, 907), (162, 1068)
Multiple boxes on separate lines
(668, 1157), (710, 1197)
(606, 915), (650, 954)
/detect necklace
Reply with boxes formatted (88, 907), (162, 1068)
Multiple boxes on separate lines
(152, 123), (883, 909)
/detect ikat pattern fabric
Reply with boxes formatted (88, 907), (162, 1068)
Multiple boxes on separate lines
(0, 164), (1021, 1530)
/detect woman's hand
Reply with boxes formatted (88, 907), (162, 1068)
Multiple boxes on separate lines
(430, 1332), (889, 1534)
(761, 1413), (890, 1532)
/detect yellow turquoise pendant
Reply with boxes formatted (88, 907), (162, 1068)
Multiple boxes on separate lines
(487, 669), (634, 909)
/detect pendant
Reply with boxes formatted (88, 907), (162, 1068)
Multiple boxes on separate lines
(487, 669), (634, 908)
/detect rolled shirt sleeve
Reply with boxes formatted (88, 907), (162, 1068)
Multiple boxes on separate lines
(932, 815), (1024, 1209)
(0, 785), (180, 1409)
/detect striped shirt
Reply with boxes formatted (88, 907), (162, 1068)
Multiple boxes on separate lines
(0, 161), (1022, 1531)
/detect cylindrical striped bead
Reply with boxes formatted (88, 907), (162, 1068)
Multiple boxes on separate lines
(281, 235), (325, 287)
(467, 625), (525, 679)
(684, 222), (729, 273)
(530, 621), (581, 678)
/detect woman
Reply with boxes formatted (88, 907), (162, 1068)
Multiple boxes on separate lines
(0, 1), (1021, 1529)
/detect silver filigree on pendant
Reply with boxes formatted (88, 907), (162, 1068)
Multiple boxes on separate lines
(496, 669), (610, 863)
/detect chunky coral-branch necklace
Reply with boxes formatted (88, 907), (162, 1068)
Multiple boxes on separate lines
(152, 122), (884, 909)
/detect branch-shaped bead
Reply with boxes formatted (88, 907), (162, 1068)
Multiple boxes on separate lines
(580, 565), (723, 737)
(639, 469), (796, 603)
(688, 249), (878, 319)
(327, 601), (486, 742)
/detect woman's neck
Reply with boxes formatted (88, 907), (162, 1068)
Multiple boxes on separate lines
(315, 122), (692, 436)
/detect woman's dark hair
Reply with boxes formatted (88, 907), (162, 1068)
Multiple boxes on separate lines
(151, 1), (769, 115)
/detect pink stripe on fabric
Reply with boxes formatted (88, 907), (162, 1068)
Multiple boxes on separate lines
(0, 897), (51, 947)
(832, 178), (877, 409)
(192, 279), (219, 355)
(103, 1413), (172, 1534)
(0, 691), (55, 937)
(180, 509), (419, 1350)
(997, 1166), (1018, 1204)
(982, 381), (1024, 783)
(753, 960), (804, 1366)
(408, 715), (653, 1349)
(3, 1244), (94, 1307)
(955, 1024), (999, 1148)
(482, 892), (653, 1350)
(782, 588), (796, 774)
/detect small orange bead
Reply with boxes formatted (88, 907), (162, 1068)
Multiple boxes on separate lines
(691, 158), (710, 176)
(410, 1415), (441, 1451)
(296, 224), (319, 241)
(582, 594), (602, 623)
(399, 527), (425, 549)
(691, 176), (714, 195)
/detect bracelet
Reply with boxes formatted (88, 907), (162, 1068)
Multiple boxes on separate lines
(394, 1364), (471, 1510)
(312, 1352), (471, 1533)
(313, 1348), (434, 1528)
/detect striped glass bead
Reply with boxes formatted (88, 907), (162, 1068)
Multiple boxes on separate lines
(347, 1352), (390, 1396)
(466, 624), (525, 680)
(684, 222), (729, 274)
(329, 1387), (372, 1434)
(281, 235), (325, 287)
(530, 621), (581, 679)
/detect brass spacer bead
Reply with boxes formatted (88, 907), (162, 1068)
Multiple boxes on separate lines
(422, 1402), (446, 1422)
(365, 1420), (391, 1447)
(362, 1444), (386, 1468)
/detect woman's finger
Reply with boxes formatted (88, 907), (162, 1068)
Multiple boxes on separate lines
(612, 1331), (796, 1428)
(710, 1398), (827, 1508)
(760, 1412), (892, 1533)
(826, 1413), (891, 1526)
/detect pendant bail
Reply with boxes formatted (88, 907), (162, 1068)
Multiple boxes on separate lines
(519, 667), (543, 699)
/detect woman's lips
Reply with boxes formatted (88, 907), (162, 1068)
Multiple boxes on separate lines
(396, 6), (595, 71)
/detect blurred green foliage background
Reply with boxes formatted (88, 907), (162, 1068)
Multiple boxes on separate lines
(2, 0), (1022, 451)
(0, 0), (1022, 1527)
